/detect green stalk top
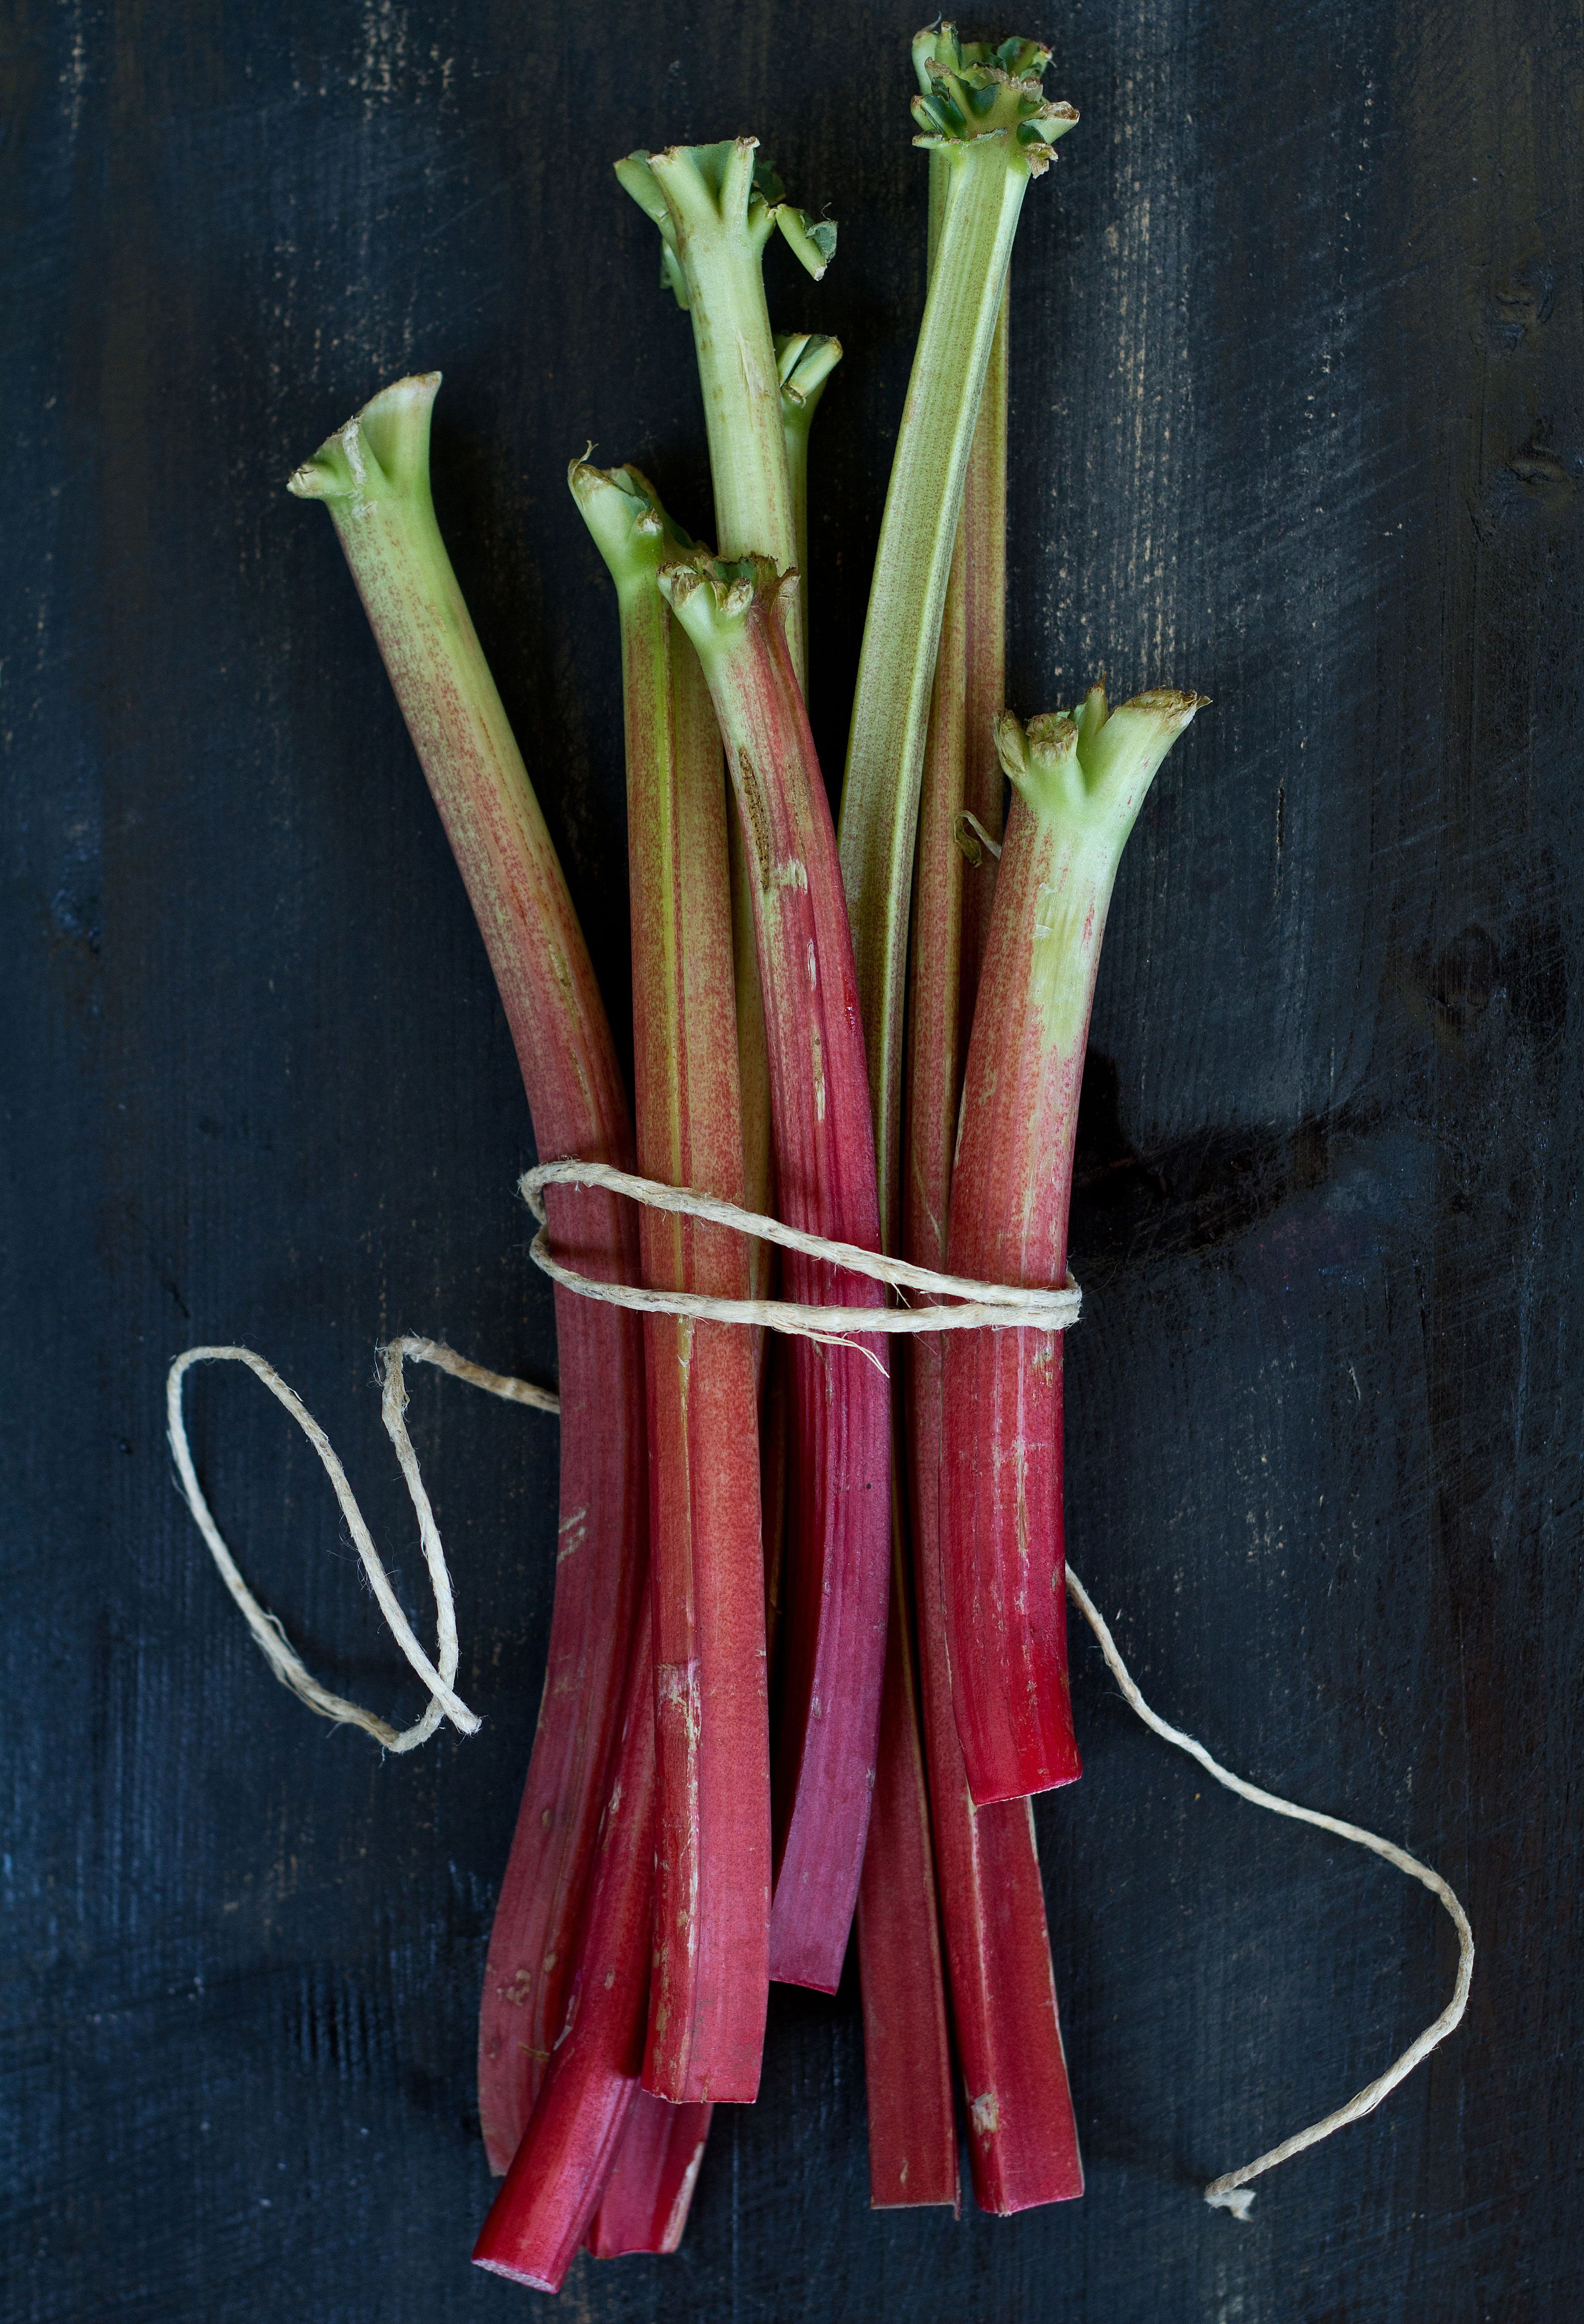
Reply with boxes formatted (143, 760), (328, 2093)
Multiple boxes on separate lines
(911, 22), (1054, 94)
(995, 685), (1208, 857)
(287, 370), (440, 510)
(909, 26), (1076, 171)
(616, 140), (836, 309)
(657, 550), (792, 663)
(835, 29), (1075, 1249)
(567, 458), (694, 598)
(995, 685), (1206, 1053)
(616, 137), (832, 687)
(775, 331), (843, 418)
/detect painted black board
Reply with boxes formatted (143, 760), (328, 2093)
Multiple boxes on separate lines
(3, 1), (1580, 2318)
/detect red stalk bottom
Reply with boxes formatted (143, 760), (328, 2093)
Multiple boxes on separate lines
(588, 2093), (713, 2257)
(855, 1469), (959, 2210)
(912, 1324), (1084, 2209)
(473, 1601), (658, 2294)
(941, 786), (1084, 1804)
(904, 539), (1082, 2208)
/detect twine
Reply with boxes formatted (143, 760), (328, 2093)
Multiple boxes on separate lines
(167, 1336), (554, 1753)
(168, 1168), (1470, 2211)
(1064, 1569), (1474, 2217)
(518, 1159), (1081, 1337)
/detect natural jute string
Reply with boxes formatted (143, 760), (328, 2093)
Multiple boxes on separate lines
(167, 1336), (552, 1752)
(168, 1162), (1470, 2212)
(517, 1159), (1082, 1338)
(1063, 1569), (1474, 2215)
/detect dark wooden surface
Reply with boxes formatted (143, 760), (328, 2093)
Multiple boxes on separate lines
(5, 1), (1580, 2317)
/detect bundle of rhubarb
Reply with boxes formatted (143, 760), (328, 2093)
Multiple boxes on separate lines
(288, 24), (1202, 2291)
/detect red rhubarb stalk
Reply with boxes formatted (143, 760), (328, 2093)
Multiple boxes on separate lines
(660, 552), (891, 1993)
(587, 2093), (714, 2258)
(286, 375), (646, 2174)
(571, 460), (770, 2105)
(854, 1468), (959, 2210)
(906, 558), (1083, 2213)
(852, 49), (1028, 2212)
(943, 690), (1205, 1805)
(473, 1600), (658, 2293)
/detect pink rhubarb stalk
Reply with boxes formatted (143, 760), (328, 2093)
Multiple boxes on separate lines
(287, 374), (646, 2174)
(943, 689), (1204, 1805)
(660, 552), (891, 1993)
(853, 1471), (959, 2210)
(587, 2093), (714, 2258)
(473, 1601), (658, 2292)
(902, 252), (1084, 2211)
(572, 460), (770, 2105)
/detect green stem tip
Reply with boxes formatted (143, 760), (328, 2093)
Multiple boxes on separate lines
(616, 139), (836, 310)
(995, 683), (1209, 852)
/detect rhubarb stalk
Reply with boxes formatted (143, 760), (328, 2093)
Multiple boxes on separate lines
(587, 2092), (713, 2258)
(473, 1600), (658, 2292)
(904, 425), (1083, 2219)
(286, 375), (646, 2175)
(853, 1466), (959, 2210)
(659, 552), (891, 1993)
(943, 691), (1205, 1804)
(571, 459), (770, 2105)
(851, 37), (1037, 2213)
(837, 32), (1075, 1244)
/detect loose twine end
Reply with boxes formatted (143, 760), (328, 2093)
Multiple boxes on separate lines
(1205, 2187), (1256, 2221)
(168, 1161), (1471, 2213)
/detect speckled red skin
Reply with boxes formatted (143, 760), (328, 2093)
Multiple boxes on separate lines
(620, 585), (769, 2106)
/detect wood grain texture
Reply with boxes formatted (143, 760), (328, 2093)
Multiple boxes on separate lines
(2, 0), (1578, 2317)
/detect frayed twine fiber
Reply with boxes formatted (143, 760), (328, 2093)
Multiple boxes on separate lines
(168, 1164), (1470, 2214)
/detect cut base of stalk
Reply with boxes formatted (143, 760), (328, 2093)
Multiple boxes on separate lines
(473, 1602), (659, 2294)
(587, 2092), (713, 2257)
